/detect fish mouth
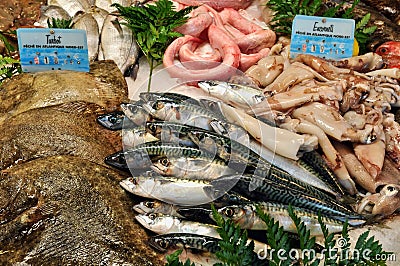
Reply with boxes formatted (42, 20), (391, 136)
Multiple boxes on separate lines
(119, 178), (137, 194)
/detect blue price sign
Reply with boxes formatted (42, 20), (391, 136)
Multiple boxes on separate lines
(290, 15), (355, 60)
(17, 28), (89, 72)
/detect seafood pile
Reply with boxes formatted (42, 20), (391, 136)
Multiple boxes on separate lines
(38, 0), (140, 76)
(0, 61), (163, 265)
(101, 90), (369, 262)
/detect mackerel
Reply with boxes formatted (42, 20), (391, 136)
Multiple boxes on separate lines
(188, 129), (340, 200)
(133, 200), (185, 218)
(215, 202), (365, 235)
(208, 174), (359, 220)
(198, 80), (266, 108)
(139, 92), (200, 106)
(97, 111), (136, 131)
(120, 173), (217, 205)
(120, 101), (152, 126)
(140, 215), (268, 254)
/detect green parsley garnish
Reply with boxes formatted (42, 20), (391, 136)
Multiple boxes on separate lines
(112, 0), (194, 91)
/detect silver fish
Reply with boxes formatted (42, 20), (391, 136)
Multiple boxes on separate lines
(148, 233), (223, 265)
(72, 12), (99, 62)
(133, 200), (185, 218)
(151, 155), (237, 181)
(209, 174), (359, 220)
(100, 13), (140, 77)
(122, 126), (159, 148)
(120, 101), (152, 126)
(87, 6), (109, 34)
(215, 202), (365, 235)
(141, 215), (268, 254)
(198, 80), (266, 108)
(120, 174), (218, 206)
(38, 5), (72, 27)
(47, 0), (91, 17)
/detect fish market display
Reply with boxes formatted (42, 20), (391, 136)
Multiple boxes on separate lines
(5, 0), (400, 263)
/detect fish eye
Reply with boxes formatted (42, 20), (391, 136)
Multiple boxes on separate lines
(379, 47), (387, 54)
(148, 123), (157, 133)
(224, 207), (235, 217)
(128, 177), (137, 185)
(148, 213), (157, 220)
(108, 116), (117, 123)
(159, 158), (170, 166)
(128, 105), (138, 112)
(144, 201), (155, 208)
(157, 239), (169, 249)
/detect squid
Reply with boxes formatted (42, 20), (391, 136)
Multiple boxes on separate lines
(357, 184), (400, 217)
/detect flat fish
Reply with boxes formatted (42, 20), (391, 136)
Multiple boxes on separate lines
(0, 102), (122, 170)
(0, 155), (161, 265)
(0, 60), (129, 120)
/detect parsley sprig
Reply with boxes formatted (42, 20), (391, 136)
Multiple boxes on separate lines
(112, 0), (194, 91)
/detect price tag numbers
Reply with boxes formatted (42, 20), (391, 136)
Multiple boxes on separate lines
(17, 28), (89, 72)
(290, 15), (355, 60)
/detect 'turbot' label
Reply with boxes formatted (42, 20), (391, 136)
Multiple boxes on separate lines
(290, 15), (355, 60)
(17, 28), (89, 73)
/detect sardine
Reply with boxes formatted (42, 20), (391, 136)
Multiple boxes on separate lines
(100, 13), (140, 77)
(133, 200), (185, 218)
(208, 174), (360, 220)
(198, 80), (266, 108)
(120, 173), (217, 205)
(215, 202), (365, 235)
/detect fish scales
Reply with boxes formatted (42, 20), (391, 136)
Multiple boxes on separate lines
(139, 92), (200, 106)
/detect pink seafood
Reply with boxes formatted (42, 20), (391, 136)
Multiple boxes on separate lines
(174, 0), (253, 11)
(163, 24), (240, 81)
(239, 47), (270, 71)
(174, 6), (213, 37)
(179, 39), (222, 68)
(218, 8), (276, 53)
